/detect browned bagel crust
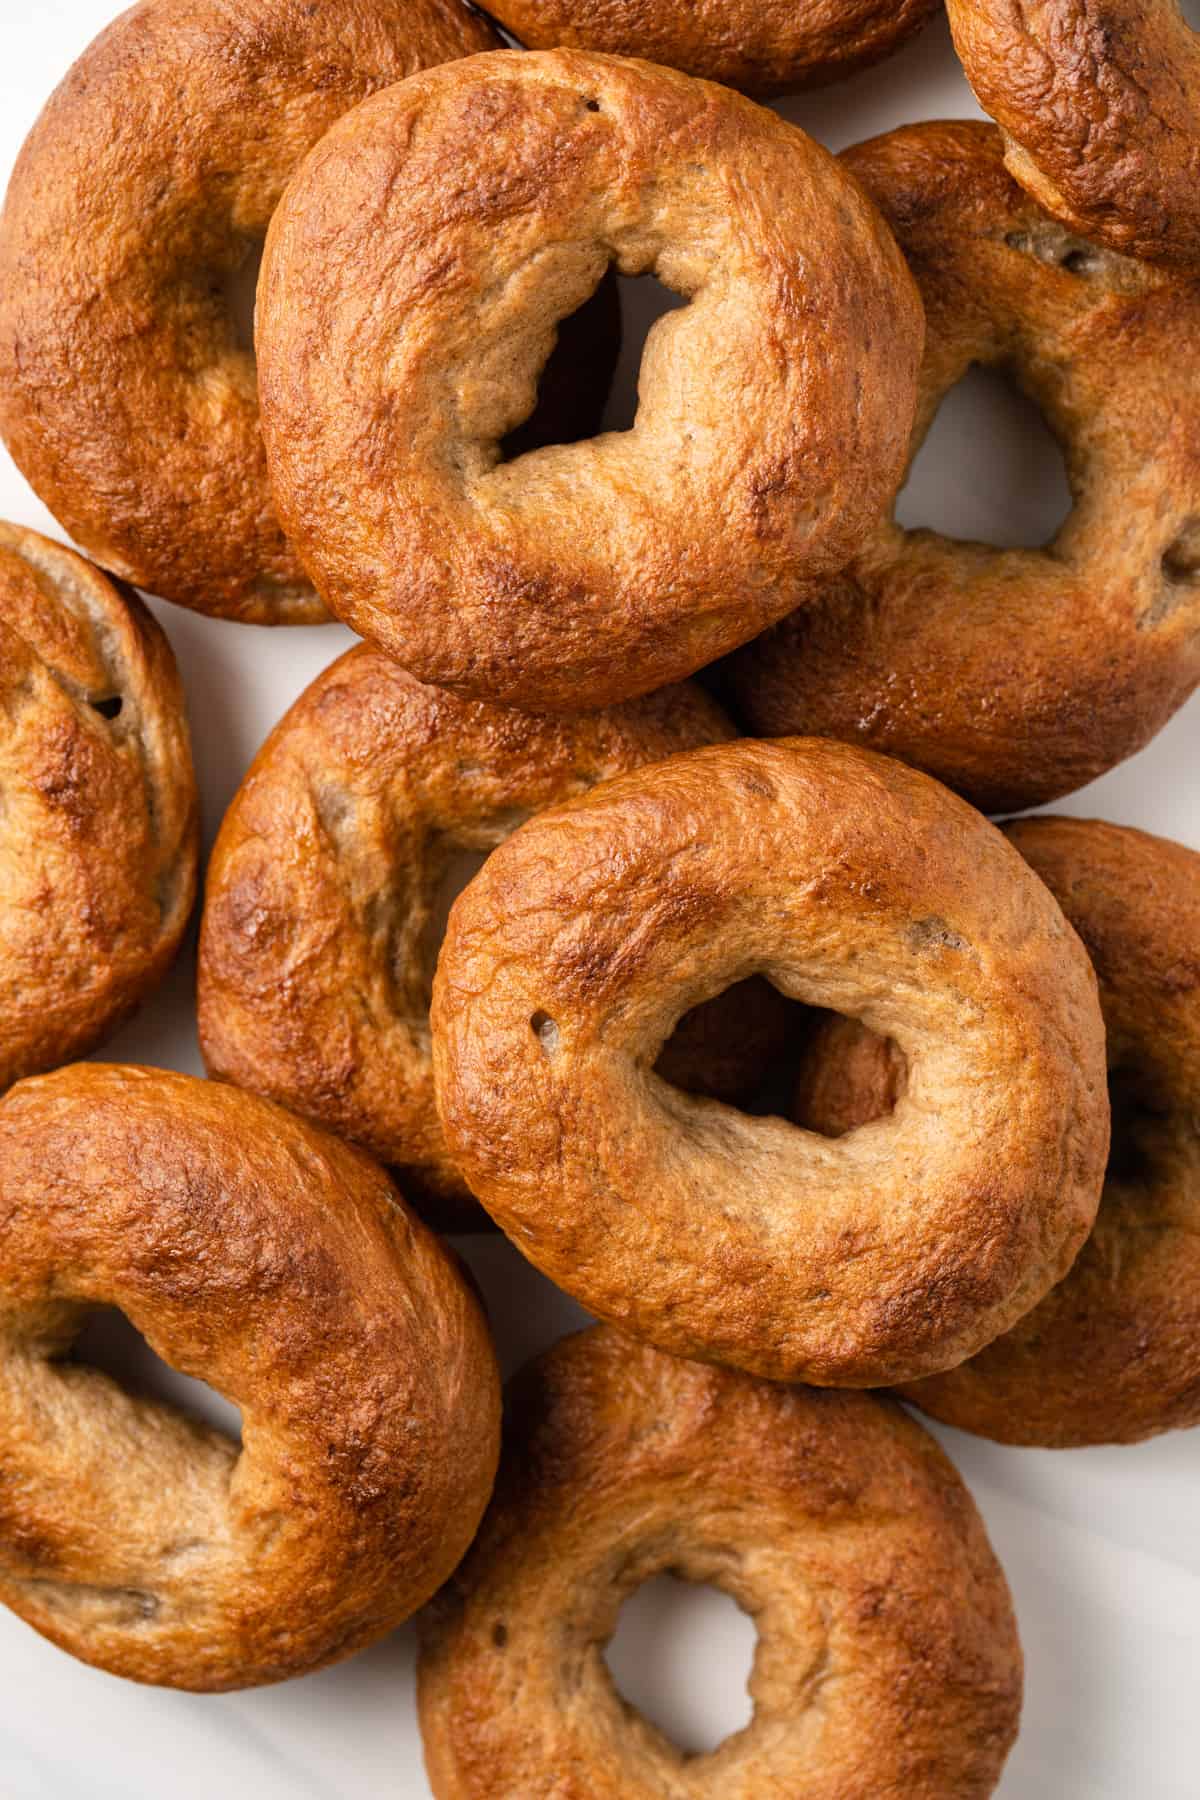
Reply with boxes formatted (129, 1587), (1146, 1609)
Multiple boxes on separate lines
(418, 1326), (1023, 1798)
(431, 737), (1109, 1386)
(482, 0), (940, 96)
(0, 1064), (501, 1690)
(197, 651), (784, 1229)
(898, 818), (1200, 1446)
(0, 522), (197, 1088)
(256, 49), (923, 710)
(947, 0), (1200, 268)
(0, 0), (499, 623)
(729, 121), (1200, 813)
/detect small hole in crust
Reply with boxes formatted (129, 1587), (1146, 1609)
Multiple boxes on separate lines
(605, 1575), (755, 1756)
(1162, 524), (1200, 585)
(584, 97), (601, 112)
(492, 1621), (509, 1648)
(531, 1011), (559, 1054)
(896, 363), (1071, 549)
(68, 1308), (242, 1446)
(90, 694), (123, 720)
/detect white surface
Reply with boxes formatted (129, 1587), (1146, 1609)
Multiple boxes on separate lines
(1, 6), (1198, 1796)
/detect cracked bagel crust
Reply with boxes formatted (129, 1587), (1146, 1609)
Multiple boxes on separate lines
(431, 737), (1109, 1387)
(0, 522), (197, 1089)
(729, 120), (1200, 813)
(417, 1326), (1023, 1799)
(947, 0), (1200, 268)
(256, 49), (923, 711)
(481, 0), (940, 96)
(0, 0), (499, 623)
(197, 650), (772, 1230)
(0, 1064), (501, 1691)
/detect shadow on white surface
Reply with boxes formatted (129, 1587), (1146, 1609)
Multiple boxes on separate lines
(605, 1575), (756, 1755)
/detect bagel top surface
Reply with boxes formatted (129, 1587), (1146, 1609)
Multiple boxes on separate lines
(948, 0), (1200, 268)
(0, 521), (197, 1089)
(901, 816), (1200, 1445)
(257, 48), (923, 710)
(432, 736), (1109, 1386)
(0, 0), (499, 622)
(197, 648), (735, 1226)
(481, 0), (940, 95)
(0, 1063), (501, 1689)
(418, 1326), (1022, 1799)
(729, 119), (1200, 812)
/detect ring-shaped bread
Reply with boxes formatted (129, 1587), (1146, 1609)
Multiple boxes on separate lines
(481, 0), (939, 96)
(0, 522), (197, 1088)
(256, 49), (923, 709)
(948, 0), (1200, 268)
(729, 121), (1200, 813)
(197, 651), (789, 1228)
(431, 737), (1109, 1386)
(900, 818), (1200, 1445)
(0, 1065), (500, 1690)
(418, 1326), (1023, 1798)
(0, 0), (500, 622)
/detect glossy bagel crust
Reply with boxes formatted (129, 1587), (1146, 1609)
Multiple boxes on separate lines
(482, 0), (940, 96)
(0, 1065), (501, 1691)
(431, 737), (1109, 1387)
(198, 650), (787, 1229)
(418, 1327), (1023, 1799)
(0, 0), (499, 623)
(948, 0), (1200, 268)
(0, 522), (197, 1089)
(729, 121), (1200, 813)
(900, 819), (1200, 1446)
(257, 49), (923, 711)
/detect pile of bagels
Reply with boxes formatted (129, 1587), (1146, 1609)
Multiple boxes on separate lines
(0, 0), (1197, 1792)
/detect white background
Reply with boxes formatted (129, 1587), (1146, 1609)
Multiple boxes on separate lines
(1, 5), (1198, 1795)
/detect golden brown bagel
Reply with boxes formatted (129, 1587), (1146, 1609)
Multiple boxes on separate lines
(256, 49), (923, 710)
(198, 650), (787, 1228)
(0, 0), (499, 623)
(418, 1326), (1023, 1798)
(482, 0), (939, 96)
(432, 737), (1109, 1386)
(0, 1064), (501, 1690)
(947, 0), (1200, 268)
(729, 121), (1200, 813)
(901, 819), (1200, 1446)
(0, 522), (197, 1088)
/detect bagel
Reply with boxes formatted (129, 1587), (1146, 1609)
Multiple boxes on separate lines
(0, 521), (197, 1089)
(948, 0), (1200, 268)
(729, 121), (1200, 813)
(479, 0), (939, 96)
(256, 49), (923, 710)
(431, 737), (1109, 1386)
(0, 1064), (500, 1690)
(418, 1326), (1023, 1799)
(902, 819), (1200, 1446)
(0, 0), (500, 623)
(197, 650), (790, 1229)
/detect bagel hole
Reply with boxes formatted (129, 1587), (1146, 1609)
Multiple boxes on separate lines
(602, 275), (691, 435)
(655, 988), (906, 1131)
(896, 363), (1071, 548)
(605, 1575), (755, 1756)
(220, 240), (265, 357)
(418, 845), (493, 1003)
(69, 1308), (242, 1446)
(500, 268), (623, 460)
